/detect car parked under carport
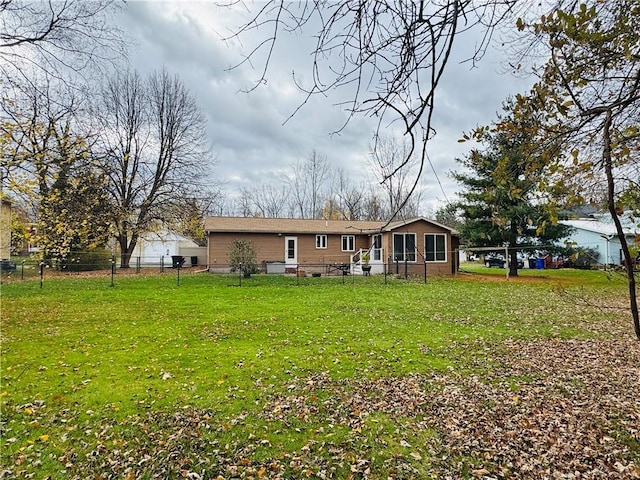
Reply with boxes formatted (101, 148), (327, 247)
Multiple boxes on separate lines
(485, 255), (524, 269)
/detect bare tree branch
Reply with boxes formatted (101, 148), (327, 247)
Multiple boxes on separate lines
(221, 0), (521, 222)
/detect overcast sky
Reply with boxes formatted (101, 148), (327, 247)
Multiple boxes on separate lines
(117, 1), (536, 215)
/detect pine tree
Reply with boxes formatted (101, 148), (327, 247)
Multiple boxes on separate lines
(453, 104), (571, 276)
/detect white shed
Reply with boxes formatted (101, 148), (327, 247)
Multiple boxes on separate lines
(132, 230), (201, 265)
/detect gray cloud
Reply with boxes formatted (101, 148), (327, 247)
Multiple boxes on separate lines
(117, 1), (535, 214)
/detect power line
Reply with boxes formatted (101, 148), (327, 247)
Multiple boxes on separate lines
(425, 150), (450, 205)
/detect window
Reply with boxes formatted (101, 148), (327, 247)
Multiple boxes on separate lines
(286, 238), (296, 260)
(393, 233), (416, 262)
(341, 235), (355, 252)
(425, 233), (447, 262)
(315, 234), (327, 249)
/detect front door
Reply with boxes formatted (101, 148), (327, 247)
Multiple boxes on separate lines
(372, 234), (382, 261)
(285, 236), (298, 266)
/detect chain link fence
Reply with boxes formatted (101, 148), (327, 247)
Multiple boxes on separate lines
(0, 253), (437, 288)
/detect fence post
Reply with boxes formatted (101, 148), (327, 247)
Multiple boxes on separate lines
(136, 256), (141, 274)
(110, 256), (115, 287)
(177, 261), (181, 287)
(39, 261), (44, 288)
(21, 261), (25, 281)
(160, 256), (164, 273)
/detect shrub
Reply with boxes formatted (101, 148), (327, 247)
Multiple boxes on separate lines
(59, 249), (112, 271)
(562, 246), (599, 269)
(229, 240), (259, 277)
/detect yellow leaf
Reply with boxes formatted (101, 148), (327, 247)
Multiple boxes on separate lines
(39, 435), (49, 442)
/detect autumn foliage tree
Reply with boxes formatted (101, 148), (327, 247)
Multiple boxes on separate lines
(1, 81), (111, 265)
(514, 0), (640, 337)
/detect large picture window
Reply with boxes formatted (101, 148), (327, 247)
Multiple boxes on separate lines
(341, 235), (355, 252)
(425, 233), (447, 262)
(393, 233), (416, 262)
(316, 235), (327, 249)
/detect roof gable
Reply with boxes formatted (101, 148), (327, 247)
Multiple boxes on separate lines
(384, 216), (458, 234)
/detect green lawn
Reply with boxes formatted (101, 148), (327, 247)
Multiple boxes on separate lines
(1, 268), (638, 479)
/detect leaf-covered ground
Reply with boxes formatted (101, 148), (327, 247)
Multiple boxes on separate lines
(2, 271), (638, 479)
(5, 336), (636, 479)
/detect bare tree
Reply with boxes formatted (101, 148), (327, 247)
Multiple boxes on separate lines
(363, 188), (388, 221)
(237, 187), (254, 217)
(284, 150), (330, 218)
(98, 68), (213, 267)
(224, 0), (521, 220)
(368, 135), (423, 220)
(331, 168), (366, 220)
(252, 183), (291, 218)
(0, 0), (124, 85)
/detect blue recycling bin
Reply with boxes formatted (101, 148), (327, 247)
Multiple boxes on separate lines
(535, 258), (545, 269)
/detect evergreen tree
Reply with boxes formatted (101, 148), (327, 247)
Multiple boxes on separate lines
(453, 104), (571, 276)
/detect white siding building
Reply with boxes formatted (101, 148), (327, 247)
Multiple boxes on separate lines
(560, 219), (637, 266)
(131, 230), (201, 265)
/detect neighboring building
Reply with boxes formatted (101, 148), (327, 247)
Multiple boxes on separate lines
(560, 219), (637, 266)
(0, 198), (11, 259)
(204, 216), (460, 276)
(131, 230), (205, 266)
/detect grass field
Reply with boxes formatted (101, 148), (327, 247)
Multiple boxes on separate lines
(1, 267), (638, 479)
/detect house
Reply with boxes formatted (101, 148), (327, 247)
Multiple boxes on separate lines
(131, 229), (205, 266)
(560, 218), (638, 266)
(204, 216), (460, 276)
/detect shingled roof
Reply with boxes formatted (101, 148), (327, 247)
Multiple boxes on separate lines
(204, 216), (458, 235)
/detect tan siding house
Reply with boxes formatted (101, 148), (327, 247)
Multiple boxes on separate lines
(205, 216), (459, 276)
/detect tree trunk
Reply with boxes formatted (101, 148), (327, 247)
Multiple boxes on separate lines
(602, 110), (639, 339)
(117, 233), (138, 269)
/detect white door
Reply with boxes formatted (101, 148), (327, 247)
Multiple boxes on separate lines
(372, 234), (382, 261)
(285, 236), (298, 266)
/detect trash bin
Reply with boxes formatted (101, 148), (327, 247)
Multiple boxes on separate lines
(1, 259), (17, 271)
(171, 255), (185, 268)
(528, 258), (536, 269)
(190, 256), (198, 267)
(535, 258), (545, 269)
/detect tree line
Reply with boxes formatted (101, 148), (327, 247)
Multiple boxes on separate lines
(232, 138), (425, 222)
